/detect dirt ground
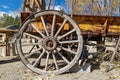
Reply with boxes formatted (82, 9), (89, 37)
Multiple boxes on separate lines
(0, 55), (120, 80)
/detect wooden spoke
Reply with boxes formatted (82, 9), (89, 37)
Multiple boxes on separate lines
(52, 53), (59, 70)
(57, 50), (70, 64)
(45, 51), (50, 71)
(31, 23), (46, 38)
(25, 47), (42, 58)
(51, 14), (56, 36)
(41, 16), (49, 36)
(59, 40), (79, 44)
(28, 45), (35, 54)
(61, 47), (77, 54)
(24, 32), (42, 40)
(33, 50), (45, 67)
(58, 29), (76, 40)
(54, 19), (67, 37)
(22, 43), (42, 46)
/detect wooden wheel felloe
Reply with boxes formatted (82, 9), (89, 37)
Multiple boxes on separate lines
(16, 10), (83, 75)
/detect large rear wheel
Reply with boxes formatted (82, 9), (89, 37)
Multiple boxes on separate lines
(16, 10), (83, 75)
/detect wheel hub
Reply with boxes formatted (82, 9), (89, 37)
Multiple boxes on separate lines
(43, 37), (57, 51)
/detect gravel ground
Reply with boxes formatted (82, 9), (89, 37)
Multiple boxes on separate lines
(0, 56), (120, 80)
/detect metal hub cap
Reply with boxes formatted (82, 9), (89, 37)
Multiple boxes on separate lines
(43, 37), (57, 51)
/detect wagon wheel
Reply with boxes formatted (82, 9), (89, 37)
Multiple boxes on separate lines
(16, 10), (83, 75)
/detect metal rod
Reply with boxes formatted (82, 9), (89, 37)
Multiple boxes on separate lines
(106, 36), (120, 72)
(109, 36), (120, 63)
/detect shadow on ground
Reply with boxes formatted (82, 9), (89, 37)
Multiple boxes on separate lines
(0, 56), (21, 64)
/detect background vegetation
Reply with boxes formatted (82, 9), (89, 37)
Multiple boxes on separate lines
(0, 14), (19, 28)
(67, 0), (120, 16)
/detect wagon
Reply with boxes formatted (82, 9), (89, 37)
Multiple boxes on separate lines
(0, 0), (120, 75)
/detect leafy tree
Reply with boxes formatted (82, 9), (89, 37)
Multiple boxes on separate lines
(0, 21), (3, 28)
(0, 16), (4, 28)
(2, 14), (20, 28)
(13, 16), (19, 26)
